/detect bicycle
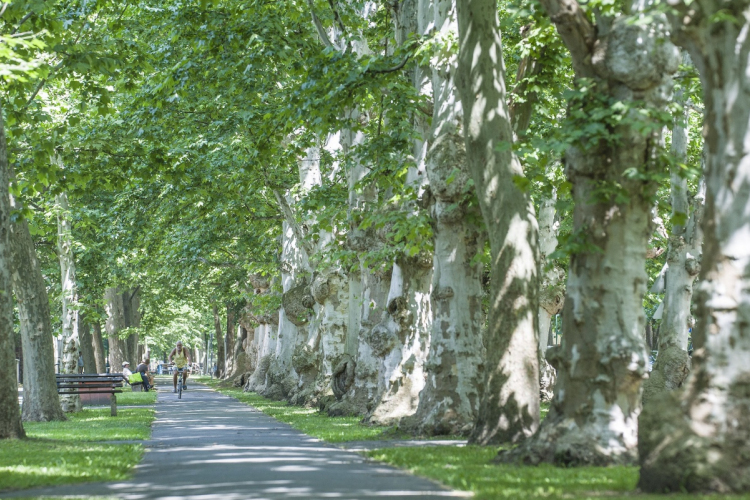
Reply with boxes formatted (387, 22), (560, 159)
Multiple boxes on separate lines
(174, 365), (188, 399)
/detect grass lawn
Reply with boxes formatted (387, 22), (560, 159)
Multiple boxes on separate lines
(116, 387), (157, 406)
(0, 407), (155, 492)
(199, 376), (550, 444)
(201, 380), (387, 442)
(367, 446), (750, 500)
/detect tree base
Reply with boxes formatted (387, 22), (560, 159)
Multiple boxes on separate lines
(500, 412), (638, 466)
(639, 383), (750, 493)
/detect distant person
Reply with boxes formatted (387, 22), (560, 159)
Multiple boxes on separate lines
(168, 341), (191, 393)
(136, 359), (152, 392)
(122, 361), (133, 382)
(78, 352), (84, 374)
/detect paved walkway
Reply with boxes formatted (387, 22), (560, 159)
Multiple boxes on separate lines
(3, 381), (467, 499)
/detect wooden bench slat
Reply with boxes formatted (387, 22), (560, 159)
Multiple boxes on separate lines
(59, 390), (124, 395)
(56, 385), (123, 389)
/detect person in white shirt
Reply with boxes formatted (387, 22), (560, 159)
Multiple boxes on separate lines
(122, 361), (133, 382)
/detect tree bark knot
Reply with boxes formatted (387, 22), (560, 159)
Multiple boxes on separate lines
(332, 354), (356, 400)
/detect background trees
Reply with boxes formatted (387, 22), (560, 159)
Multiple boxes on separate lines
(3, 0), (748, 494)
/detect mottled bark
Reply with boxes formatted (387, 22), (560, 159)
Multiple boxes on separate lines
(408, 0), (485, 436)
(537, 190), (564, 402)
(225, 305), (235, 378)
(105, 287), (126, 371)
(56, 192), (81, 412)
(367, 257), (432, 424)
(213, 304), (225, 378)
(0, 100), (26, 437)
(642, 77), (704, 404)
(78, 321), (97, 374)
(10, 194), (64, 422)
(91, 322), (106, 373)
(122, 289), (140, 365)
(455, 0), (541, 445)
(246, 321), (277, 391)
(361, 0), (433, 425)
(508, 0), (679, 464)
(639, 2), (750, 492)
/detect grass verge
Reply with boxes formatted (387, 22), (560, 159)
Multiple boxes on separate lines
(0, 407), (155, 492)
(366, 446), (750, 500)
(199, 376), (549, 443)
(201, 380), (387, 442)
(116, 387), (157, 406)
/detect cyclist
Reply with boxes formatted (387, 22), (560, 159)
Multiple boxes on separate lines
(168, 341), (191, 393)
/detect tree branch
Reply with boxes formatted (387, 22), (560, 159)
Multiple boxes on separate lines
(307, 0), (334, 49)
(366, 55), (412, 74)
(271, 188), (315, 257)
(539, 0), (596, 78)
(326, 0), (348, 39)
(11, 11), (33, 35)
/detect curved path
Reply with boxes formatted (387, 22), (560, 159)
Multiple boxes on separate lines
(4, 381), (466, 499)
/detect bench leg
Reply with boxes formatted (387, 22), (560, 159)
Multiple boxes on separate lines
(110, 394), (117, 417)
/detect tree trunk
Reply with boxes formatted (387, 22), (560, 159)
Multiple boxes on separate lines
(105, 287), (126, 372)
(0, 100), (26, 438)
(122, 289), (139, 365)
(642, 72), (704, 405)
(10, 196), (65, 422)
(407, 0), (485, 436)
(78, 321), (97, 374)
(56, 192), (81, 413)
(213, 304), (225, 379)
(91, 322), (106, 373)
(225, 305), (234, 378)
(246, 320), (278, 391)
(537, 190), (564, 403)
(455, 0), (541, 445)
(639, 5), (750, 492)
(507, 0), (679, 465)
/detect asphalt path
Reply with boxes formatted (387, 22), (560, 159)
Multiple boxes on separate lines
(3, 379), (467, 500)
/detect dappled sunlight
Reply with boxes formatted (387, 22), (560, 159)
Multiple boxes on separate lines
(0, 383), (461, 499)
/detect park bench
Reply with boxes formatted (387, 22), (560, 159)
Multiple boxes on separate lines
(55, 373), (124, 416)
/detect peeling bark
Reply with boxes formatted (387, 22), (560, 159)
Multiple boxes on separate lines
(642, 75), (704, 404)
(224, 305), (235, 378)
(91, 322), (106, 373)
(639, 2), (750, 492)
(407, 0), (485, 436)
(56, 192), (81, 413)
(455, 0), (541, 445)
(0, 100), (25, 437)
(10, 192), (65, 422)
(507, 0), (679, 464)
(213, 304), (225, 379)
(105, 288), (126, 371)
(537, 189), (564, 402)
(78, 321), (97, 374)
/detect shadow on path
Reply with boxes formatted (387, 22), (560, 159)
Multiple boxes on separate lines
(2, 381), (467, 499)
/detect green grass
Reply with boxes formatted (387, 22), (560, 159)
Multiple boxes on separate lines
(0, 407), (155, 492)
(24, 408), (154, 441)
(366, 446), (750, 500)
(116, 387), (157, 406)
(203, 381), (388, 442)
